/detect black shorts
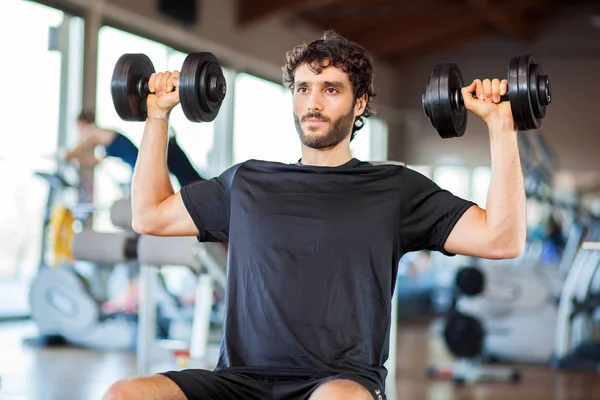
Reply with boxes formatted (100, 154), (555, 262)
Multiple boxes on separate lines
(161, 369), (386, 400)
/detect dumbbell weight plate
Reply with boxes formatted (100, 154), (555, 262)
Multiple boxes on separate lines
(111, 54), (155, 121)
(455, 266), (485, 296)
(443, 313), (485, 358)
(422, 63), (468, 139)
(179, 52), (227, 123)
(509, 54), (552, 131)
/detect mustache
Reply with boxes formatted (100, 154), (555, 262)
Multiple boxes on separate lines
(301, 112), (330, 123)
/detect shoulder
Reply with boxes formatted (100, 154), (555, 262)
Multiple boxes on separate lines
(400, 166), (434, 184)
(236, 159), (296, 174)
(355, 161), (406, 180)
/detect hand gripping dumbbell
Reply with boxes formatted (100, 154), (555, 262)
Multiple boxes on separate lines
(422, 54), (552, 138)
(111, 52), (227, 123)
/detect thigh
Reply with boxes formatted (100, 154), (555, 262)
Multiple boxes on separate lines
(272, 374), (385, 400)
(104, 374), (187, 400)
(161, 369), (271, 400)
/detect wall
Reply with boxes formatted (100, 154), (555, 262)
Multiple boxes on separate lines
(391, 7), (600, 179)
(36, 0), (402, 122)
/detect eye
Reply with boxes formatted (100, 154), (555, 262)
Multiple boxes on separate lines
(325, 88), (338, 94)
(296, 87), (308, 93)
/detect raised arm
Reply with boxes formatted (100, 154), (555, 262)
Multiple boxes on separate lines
(444, 78), (526, 259)
(131, 70), (198, 237)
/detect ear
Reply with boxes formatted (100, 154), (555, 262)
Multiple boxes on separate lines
(354, 94), (368, 117)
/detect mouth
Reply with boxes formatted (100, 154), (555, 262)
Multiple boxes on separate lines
(304, 118), (327, 124)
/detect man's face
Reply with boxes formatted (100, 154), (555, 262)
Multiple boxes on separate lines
(292, 63), (366, 149)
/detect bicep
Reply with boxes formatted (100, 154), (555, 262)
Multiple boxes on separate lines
(443, 205), (495, 257)
(151, 192), (199, 237)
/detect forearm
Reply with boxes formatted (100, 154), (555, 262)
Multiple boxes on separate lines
(484, 122), (527, 256)
(131, 117), (174, 224)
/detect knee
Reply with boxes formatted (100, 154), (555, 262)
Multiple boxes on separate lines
(309, 379), (374, 400)
(102, 379), (137, 400)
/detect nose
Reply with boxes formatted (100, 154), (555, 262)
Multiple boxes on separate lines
(307, 91), (323, 112)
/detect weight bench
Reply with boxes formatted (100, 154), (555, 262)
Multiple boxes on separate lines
(72, 198), (140, 307)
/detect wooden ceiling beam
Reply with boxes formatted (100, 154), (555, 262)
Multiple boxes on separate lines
(238, 0), (447, 26)
(465, 0), (536, 41)
(304, 1), (454, 35)
(387, 23), (493, 65)
(353, 12), (483, 57)
(238, 0), (347, 26)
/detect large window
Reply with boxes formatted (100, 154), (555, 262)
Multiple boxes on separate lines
(471, 166), (492, 207)
(0, 0), (83, 317)
(433, 166), (471, 200)
(409, 164), (492, 206)
(232, 73), (300, 164)
(232, 73), (387, 164)
(95, 26), (218, 230)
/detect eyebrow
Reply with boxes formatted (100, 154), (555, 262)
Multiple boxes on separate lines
(295, 80), (347, 88)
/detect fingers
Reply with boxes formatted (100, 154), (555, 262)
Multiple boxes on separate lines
(483, 79), (492, 102)
(472, 78), (507, 103)
(463, 81), (477, 93)
(148, 71), (177, 95)
(165, 70), (181, 93)
(170, 70), (180, 92)
(461, 80), (479, 109)
(492, 79), (500, 102)
(159, 72), (172, 96)
(500, 79), (508, 96)
(148, 72), (158, 94)
(474, 79), (483, 100)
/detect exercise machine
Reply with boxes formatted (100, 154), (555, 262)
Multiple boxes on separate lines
(28, 199), (140, 350)
(553, 240), (600, 371)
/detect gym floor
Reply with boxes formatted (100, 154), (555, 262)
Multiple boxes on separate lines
(1, 318), (598, 400)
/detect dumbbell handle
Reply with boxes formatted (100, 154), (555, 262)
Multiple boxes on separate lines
(137, 77), (177, 98)
(137, 74), (225, 103)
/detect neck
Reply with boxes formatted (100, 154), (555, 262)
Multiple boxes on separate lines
(299, 142), (353, 167)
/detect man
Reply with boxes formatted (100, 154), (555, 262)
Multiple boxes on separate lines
(66, 110), (204, 187)
(103, 31), (526, 400)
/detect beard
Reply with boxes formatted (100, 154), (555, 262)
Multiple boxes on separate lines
(293, 106), (355, 149)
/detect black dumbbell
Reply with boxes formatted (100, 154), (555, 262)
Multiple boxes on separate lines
(422, 54), (552, 138)
(110, 52), (227, 123)
(455, 266), (485, 297)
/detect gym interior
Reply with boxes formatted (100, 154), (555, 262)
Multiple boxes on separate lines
(1, 0), (600, 399)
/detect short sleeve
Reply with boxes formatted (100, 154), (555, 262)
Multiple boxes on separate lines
(400, 168), (476, 256)
(180, 164), (240, 242)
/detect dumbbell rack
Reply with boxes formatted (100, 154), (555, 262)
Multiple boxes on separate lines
(428, 358), (521, 385)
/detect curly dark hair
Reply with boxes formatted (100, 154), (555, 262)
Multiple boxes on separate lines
(282, 30), (377, 140)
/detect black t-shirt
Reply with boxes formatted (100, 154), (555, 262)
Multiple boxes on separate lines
(180, 158), (475, 388)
